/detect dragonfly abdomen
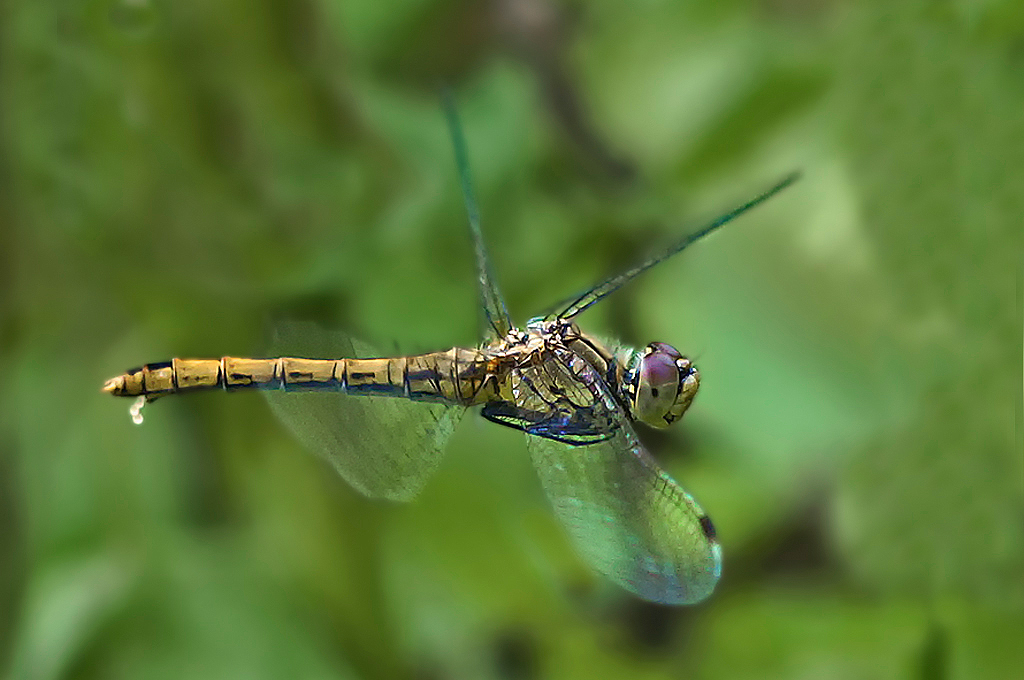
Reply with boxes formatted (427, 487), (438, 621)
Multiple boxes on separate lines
(103, 349), (494, 406)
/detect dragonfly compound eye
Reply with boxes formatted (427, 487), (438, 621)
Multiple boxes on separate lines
(631, 342), (699, 428)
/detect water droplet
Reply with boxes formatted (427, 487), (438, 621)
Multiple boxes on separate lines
(129, 396), (146, 425)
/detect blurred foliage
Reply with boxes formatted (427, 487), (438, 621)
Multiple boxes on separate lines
(1, 0), (1021, 679)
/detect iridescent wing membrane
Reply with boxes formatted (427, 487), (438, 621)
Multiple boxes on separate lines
(264, 99), (503, 501)
(103, 93), (797, 603)
(442, 91), (513, 341)
(263, 98), (795, 603)
(530, 420), (721, 604)
(484, 338), (721, 603)
(442, 102), (716, 602)
(518, 347), (720, 604)
(264, 321), (463, 502)
(553, 173), (800, 321)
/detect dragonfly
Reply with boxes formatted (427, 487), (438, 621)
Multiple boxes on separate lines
(103, 99), (797, 605)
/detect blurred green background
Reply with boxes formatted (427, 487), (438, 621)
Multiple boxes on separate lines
(1, 1), (1020, 678)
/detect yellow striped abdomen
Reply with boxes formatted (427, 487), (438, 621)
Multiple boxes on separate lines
(103, 349), (495, 407)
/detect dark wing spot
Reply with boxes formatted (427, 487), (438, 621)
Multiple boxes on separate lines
(699, 515), (717, 541)
(651, 388), (659, 398)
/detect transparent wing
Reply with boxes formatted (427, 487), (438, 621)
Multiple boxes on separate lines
(442, 91), (513, 340)
(522, 352), (721, 604)
(264, 321), (464, 502)
(554, 173), (799, 320)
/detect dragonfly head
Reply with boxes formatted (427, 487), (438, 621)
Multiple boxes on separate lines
(627, 342), (699, 428)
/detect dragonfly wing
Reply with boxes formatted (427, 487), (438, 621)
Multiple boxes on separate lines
(528, 427), (721, 604)
(264, 321), (464, 502)
(442, 92), (513, 340)
(520, 353), (721, 604)
(554, 173), (799, 321)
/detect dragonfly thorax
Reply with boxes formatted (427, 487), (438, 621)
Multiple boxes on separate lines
(624, 342), (699, 429)
(522, 317), (699, 429)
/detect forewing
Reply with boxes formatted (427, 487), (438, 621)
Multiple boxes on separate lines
(442, 92), (513, 340)
(264, 321), (463, 502)
(554, 173), (799, 320)
(523, 353), (721, 604)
